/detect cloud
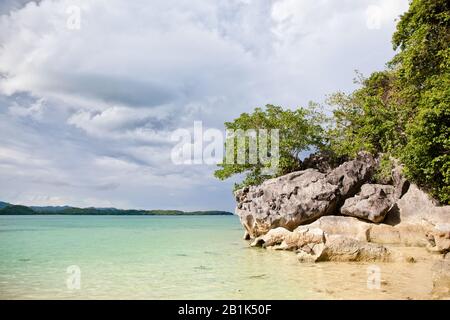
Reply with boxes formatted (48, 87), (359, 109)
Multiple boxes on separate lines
(67, 106), (173, 143)
(0, 0), (37, 15)
(365, 0), (409, 30)
(0, 0), (409, 210)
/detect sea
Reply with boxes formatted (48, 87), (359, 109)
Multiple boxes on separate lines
(0, 215), (436, 299)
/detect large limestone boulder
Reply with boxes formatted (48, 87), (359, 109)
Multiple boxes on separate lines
(250, 226), (325, 251)
(250, 227), (292, 248)
(325, 153), (375, 198)
(296, 215), (429, 247)
(387, 184), (450, 226)
(247, 222), (393, 263)
(302, 216), (371, 241)
(283, 227), (325, 251)
(340, 184), (395, 223)
(381, 183), (450, 248)
(368, 223), (429, 247)
(301, 151), (336, 173)
(391, 161), (410, 199)
(235, 153), (375, 238)
(297, 235), (392, 263)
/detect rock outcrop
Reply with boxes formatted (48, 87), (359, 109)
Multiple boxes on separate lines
(391, 161), (410, 199)
(235, 153), (450, 271)
(388, 184), (450, 226)
(341, 184), (395, 223)
(301, 216), (371, 241)
(298, 235), (392, 263)
(235, 153), (375, 238)
(426, 224), (450, 254)
(249, 225), (393, 263)
(301, 151), (337, 173)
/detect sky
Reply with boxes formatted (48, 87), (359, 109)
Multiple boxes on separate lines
(0, 0), (409, 211)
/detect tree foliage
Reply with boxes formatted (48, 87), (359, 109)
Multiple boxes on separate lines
(215, 0), (449, 203)
(328, 0), (450, 203)
(214, 104), (324, 190)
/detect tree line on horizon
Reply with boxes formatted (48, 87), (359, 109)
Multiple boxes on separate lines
(0, 202), (233, 216)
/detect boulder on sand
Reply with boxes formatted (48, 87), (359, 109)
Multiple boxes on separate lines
(340, 184), (395, 223)
(297, 235), (392, 263)
(235, 153), (375, 238)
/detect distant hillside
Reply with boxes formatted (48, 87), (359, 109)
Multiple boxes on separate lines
(0, 202), (233, 216)
(0, 201), (10, 209)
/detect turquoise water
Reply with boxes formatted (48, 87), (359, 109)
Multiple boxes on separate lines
(0, 215), (435, 299)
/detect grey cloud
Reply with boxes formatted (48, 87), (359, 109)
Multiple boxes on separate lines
(45, 72), (177, 108)
(0, 0), (38, 15)
(0, 0), (409, 211)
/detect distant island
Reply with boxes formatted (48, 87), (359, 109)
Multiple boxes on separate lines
(0, 201), (233, 216)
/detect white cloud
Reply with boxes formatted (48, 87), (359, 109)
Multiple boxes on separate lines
(8, 97), (46, 119)
(365, 0), (409, 30)
(67, 106), (172, 143)
(0, 0), (409, 210)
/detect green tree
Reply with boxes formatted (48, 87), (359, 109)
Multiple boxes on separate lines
(326, 70), (408, 158)
(392, 0), (450, 203)
(327, 0), (450, 203)
(214, 104), (324, 190)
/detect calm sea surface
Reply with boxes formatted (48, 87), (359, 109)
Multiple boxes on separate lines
(0, 215), (437, 299)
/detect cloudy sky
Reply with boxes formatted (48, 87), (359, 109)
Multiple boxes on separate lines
(0, 0), (409, 211)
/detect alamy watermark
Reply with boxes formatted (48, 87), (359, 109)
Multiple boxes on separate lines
(366, 5), (383, 30)
(66, 5), (81, 30)
(170, 121), (280, 173)
(367, 265), (381, 290)
(66, 265), (81, 290)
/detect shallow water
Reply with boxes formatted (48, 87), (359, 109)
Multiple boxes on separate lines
(0, 215), (439, 299)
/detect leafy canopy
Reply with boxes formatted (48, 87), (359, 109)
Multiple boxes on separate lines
(214, 104), (324, 190)
(215, 0), (450, 203)
(327, 0), (450, 203)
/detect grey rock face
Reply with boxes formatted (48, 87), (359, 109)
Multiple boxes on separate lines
(235, 153), (375, 238)
(341, 184), (395, 223)
(394, 184), (450, 226)
(301, 151), (336, 173)
(391, 161), (410, 199)
(304, 215), (371, 241)
(250, 226), (325, 251)
(325, 153), (375, 198)
(302, 235), (392, 263)
(248, 225), (392, 263)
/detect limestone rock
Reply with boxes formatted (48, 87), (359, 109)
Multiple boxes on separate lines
(392, 184), (450, 226)
(282, 227), (326, 251)
(391, 161), (410, 199)
(367, 224), (401, 244)
(426, 224), (450, 254)
(325, 152), (375, 199)
(301, 151), (337, 173)
(303, 216), (429, 247)
(301, 215), (371, 241)
(250, 226), (326, 251)
(235, 153), (376, 238)
(250, 227), (291, 248)
(297, 235), (392, 263)
(341, 184), (395, 223)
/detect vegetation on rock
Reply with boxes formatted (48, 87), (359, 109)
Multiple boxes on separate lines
(215, 0), (450, 204)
